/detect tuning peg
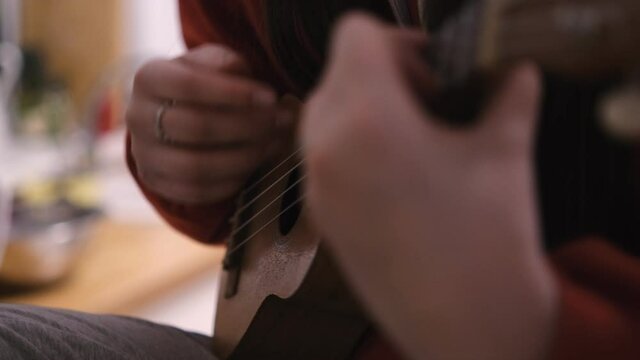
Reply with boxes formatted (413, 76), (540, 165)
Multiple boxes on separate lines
(599, 84), (640, 141)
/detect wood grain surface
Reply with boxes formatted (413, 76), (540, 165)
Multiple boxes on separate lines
(0, 219), (224, 315)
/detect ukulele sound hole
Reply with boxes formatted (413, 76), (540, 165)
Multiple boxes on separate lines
(278, 167), (302, 236)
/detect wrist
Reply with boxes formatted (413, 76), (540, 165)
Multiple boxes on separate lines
(381, 247), (558, 360)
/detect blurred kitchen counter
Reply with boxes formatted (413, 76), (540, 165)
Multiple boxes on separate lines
(0, 219), (224, 315)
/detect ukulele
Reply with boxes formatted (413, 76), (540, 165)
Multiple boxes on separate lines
(214, 0), (640, 359)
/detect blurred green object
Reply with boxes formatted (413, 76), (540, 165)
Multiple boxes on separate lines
(17, 48), (75, 139)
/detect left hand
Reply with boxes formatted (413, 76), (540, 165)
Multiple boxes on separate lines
(301, 14), (557, 360)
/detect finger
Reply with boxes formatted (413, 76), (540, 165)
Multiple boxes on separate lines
(478, 63), (542, 153)
(134, 59), (276, 108)
(139, 171), (244, 205)
(305, 14), (415, 148)
(329, 13), (392, 80)
(161, 105), (277, 147)
(178, 44), (252, 76)
(330, 13), (432, 97)
(131, 141), (263, 204)
(132, 139), (265, 184)
(303, 13), (432, 167)
(129, 100), (277, 147)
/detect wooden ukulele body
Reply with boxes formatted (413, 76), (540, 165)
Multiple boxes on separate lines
(213, 154), (370, 360)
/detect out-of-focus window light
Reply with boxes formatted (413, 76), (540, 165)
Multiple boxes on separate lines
(1, 0), (22, 43)
(123, 0), (185, 59)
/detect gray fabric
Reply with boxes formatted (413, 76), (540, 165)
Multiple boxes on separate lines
(0, 304), (218, 360)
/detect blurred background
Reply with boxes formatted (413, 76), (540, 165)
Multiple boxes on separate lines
(0, 0), (221, 336)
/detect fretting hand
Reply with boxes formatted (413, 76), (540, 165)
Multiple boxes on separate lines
(127, 45), (291, 205)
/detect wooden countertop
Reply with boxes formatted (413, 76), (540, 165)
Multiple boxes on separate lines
(0, 219), (225, 315)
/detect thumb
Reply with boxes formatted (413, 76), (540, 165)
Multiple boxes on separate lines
(477, 63), (542, 153)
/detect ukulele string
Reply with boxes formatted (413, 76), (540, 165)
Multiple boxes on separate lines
(236, 147), (304, 213)
(229, 0), (426, 248)
(226, 188), (307, 257)
(226, 4), (444, 257)
(236, 155), (304, 218)
(229, 170), (307, 239)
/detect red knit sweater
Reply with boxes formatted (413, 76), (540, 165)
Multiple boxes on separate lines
(126, 1), (640, 358)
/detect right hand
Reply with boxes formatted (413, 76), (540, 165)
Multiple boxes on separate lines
(301, 14), (554, 360)
(127, 44), (289, 205)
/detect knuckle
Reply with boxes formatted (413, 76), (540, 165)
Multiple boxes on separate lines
(174, 71), (201, 98)
(213, 47), (241, 67)
(195, 44), (239, 63)
(191, 43), (225, 56)
(182, 44), (249, 76)
(133, 59), (164, 89)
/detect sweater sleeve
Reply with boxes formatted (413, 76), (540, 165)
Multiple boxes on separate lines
(548, 238), (640, 359)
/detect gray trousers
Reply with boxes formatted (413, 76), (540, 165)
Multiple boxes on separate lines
(0, 304), (218, 359)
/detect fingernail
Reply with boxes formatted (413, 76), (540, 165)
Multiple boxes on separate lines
(252, 90), (277, 106)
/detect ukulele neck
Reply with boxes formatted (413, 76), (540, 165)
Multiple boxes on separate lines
(430, 0), (640, 85)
